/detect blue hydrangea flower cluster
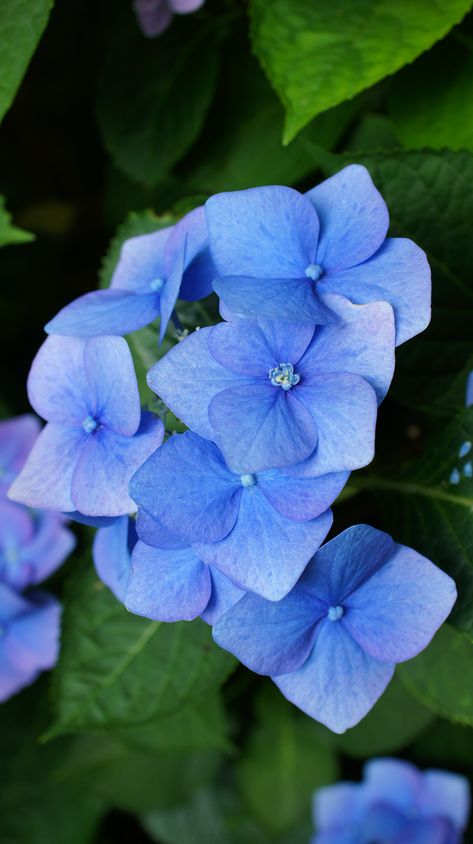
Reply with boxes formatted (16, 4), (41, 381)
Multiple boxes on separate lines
(312, 758), (470, 843)
(10, 166), (455, 730)
(0, 416), (75, 701)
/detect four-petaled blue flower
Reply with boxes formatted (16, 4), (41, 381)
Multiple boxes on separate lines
(213, 525), (457, 732)
(9, 335), (164, 517)
(134, 0), (205, 38)
(45, 207), (215, 342)
(0, 583), (61, 703)
(206, 165), (431, 346)
(312, 758), (470, 843)
(129, 430), (346, 600)
(149, 295), (394, 474)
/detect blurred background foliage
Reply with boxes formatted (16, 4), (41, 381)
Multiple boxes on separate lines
(2, 0), (473, 841)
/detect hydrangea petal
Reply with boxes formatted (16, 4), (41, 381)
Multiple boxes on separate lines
(93, 516), (135, 601)
(289, 374), (377, 477)
(171, 0), (205, 11)
(72, 413), (164, 517)
(84, 336), (141, 436)
(126, 540), (211, 622)
(136, 509), (187, 550)
(275, 621), (394, 733)
(159, 232), (187, 342)
(44, 289), (161, 337)
(206, 186), (319, 278)
(5, 592), (61, 675)
(134, 0), (172, 37)
(8, 423), (86, 512)
(362, 759), (421, 813)
(18, 514), (76, 588)
(313, 783), (362, 830)
(111, 226), (170, 292)
(320, 238), (431, 346)
(213, 275), (336, 324)
(419, 770), (470, 828)
(207, 319), (315, 377)
(343, 545), (457, 663)
(213, 589), (325, 675)
(396, 819), (455, 844)
(130, 432), (241, 543)
(0, 499), (33, 548)
(302, 295), (395, 402)
(0, 415), (40, 489)
(148, 327), (245, 441)
(258, 470), (349, 521)
(200, 567), (245, 625)
(299, 525), (394, 606)
(194, 491), (332, 600)
(27, 336), (89, 425)
(305, 165), (389, 273)
(209, 385), (318, 473)
(166, 206), (215, 302)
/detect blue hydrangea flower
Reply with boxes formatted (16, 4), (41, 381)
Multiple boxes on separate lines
(312, 758), (470, 843)
(213, 525), (457, 732)
(130, 431), (342, 600)
(93, 512), (242, 622)
(9, 335), (164, 517)
(206, 165), (431, 346)
(0, 584), (61, 702)
(149, 296), (394, 474)
(0, 499), (75, 591)
(45, 207), (215, 342)
(134, 0), (205, 38)
(0, 415), (40, 494)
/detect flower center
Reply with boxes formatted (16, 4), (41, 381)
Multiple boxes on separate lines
(3, 545), (19, 565)
(149, 277), (165, 292)
(304, 263), (323, 282)
(240, 473), (256, 488)
(327, 605), (344, 622)
(269, 363), (300, 391)
(82, 415), (99, 434)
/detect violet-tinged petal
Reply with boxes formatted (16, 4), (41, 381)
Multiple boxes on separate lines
(111, 225), (171, 291)
(16, 513), (76, 588)
(0, 499), (33, 548)
(126, 539), (211, 622)
(93, 516), (136, 601)
(130, 431), (242, 544)
(207, 319), (315, 377)
(299, 525), (394, 607)
(148, 327), (246, 441)
(170, 0), (205, 12)
(213, 589), (325, 676)
(84, 335), (141, 436)
(343, 545), (457, 663)
(258, 470), (349, 522)
(362, 759), (421, 813)
(194, 493), (332, 601)
(303, 295), (395, 403)
(213, 275), (336, 324)
(289, 374), (377, 477)
(313, 783), (363, 831)
(206, 186), (319, 278)
(320, 238), (431, 346)
(134, 0), (172, 36)
(8, 423), (86, 512)
(466, 372), (473, 407)
(274, 621), (394, 733)
(361, 801), (406, 842)
(394, 818), (456, 844)
(44, 289), (161, 337)
(200, 567), (245, 626)
(72, 413), (163, 517)
(27, 335), (89, 426)
(419, 770), (470, 828)
(305, 165), (389, 273)
(209, 384), (317, 473)
(0, 415), (40, 490)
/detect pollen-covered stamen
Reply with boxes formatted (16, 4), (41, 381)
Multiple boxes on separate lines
(327, 605), (344, 622)
(304, 263), (323, 282)
(240, 473), (256, 488)
(149, 277), (165, 293)
(82, 415), (99, 434)
(269, 363), (300, 391)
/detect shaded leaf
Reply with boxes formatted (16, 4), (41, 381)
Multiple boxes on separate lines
(0, 195), (34, 247)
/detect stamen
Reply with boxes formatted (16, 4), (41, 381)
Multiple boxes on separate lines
(82, 415), (98, 434)
(269, 363), (300, 391)
(304, 263), (323, 282)
(327, 605), (344, 622)
(149, 277), (165, 292)
(240, 473), (257, 488)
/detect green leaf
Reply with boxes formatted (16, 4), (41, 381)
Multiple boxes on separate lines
(411, 719), (473, 768)
(237, 684), (338, 835)
(0, 685), (104, 844)
(249, 0), (473, 142)
(389, 39), (473, 152)
(353, 406), (473, 637)
(0, 195), (34, 247)
(334, 672), (434, 757)
(310, 148), (473, 415)
(399, 624), (473, 725)
(0, 0), (54, 123)
(46, 563), (236, 738)
(143, 789), (231, 844)
(97, 19), (219, 187)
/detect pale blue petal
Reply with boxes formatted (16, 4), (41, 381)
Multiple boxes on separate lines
(419, 770), (470, 828)
(313, 783), (363, 830)
(200, 567), (245, 625)
(27, 335), (89, 425)
(136, 509), (187, 549)
(362, 759), (420, 812)
(258, 470), (349, 521)
(167, 206), (215, 301)
(93, 516), (136, 601)
(207, 319), (314, 377)
(0, 414), (40, 491)
(45, 289), (161, 337)
(84, 336), (141, 436)
(213, 275), (336, 324)
(15, 513), (75, 588)
(111, 226), (170, 292)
